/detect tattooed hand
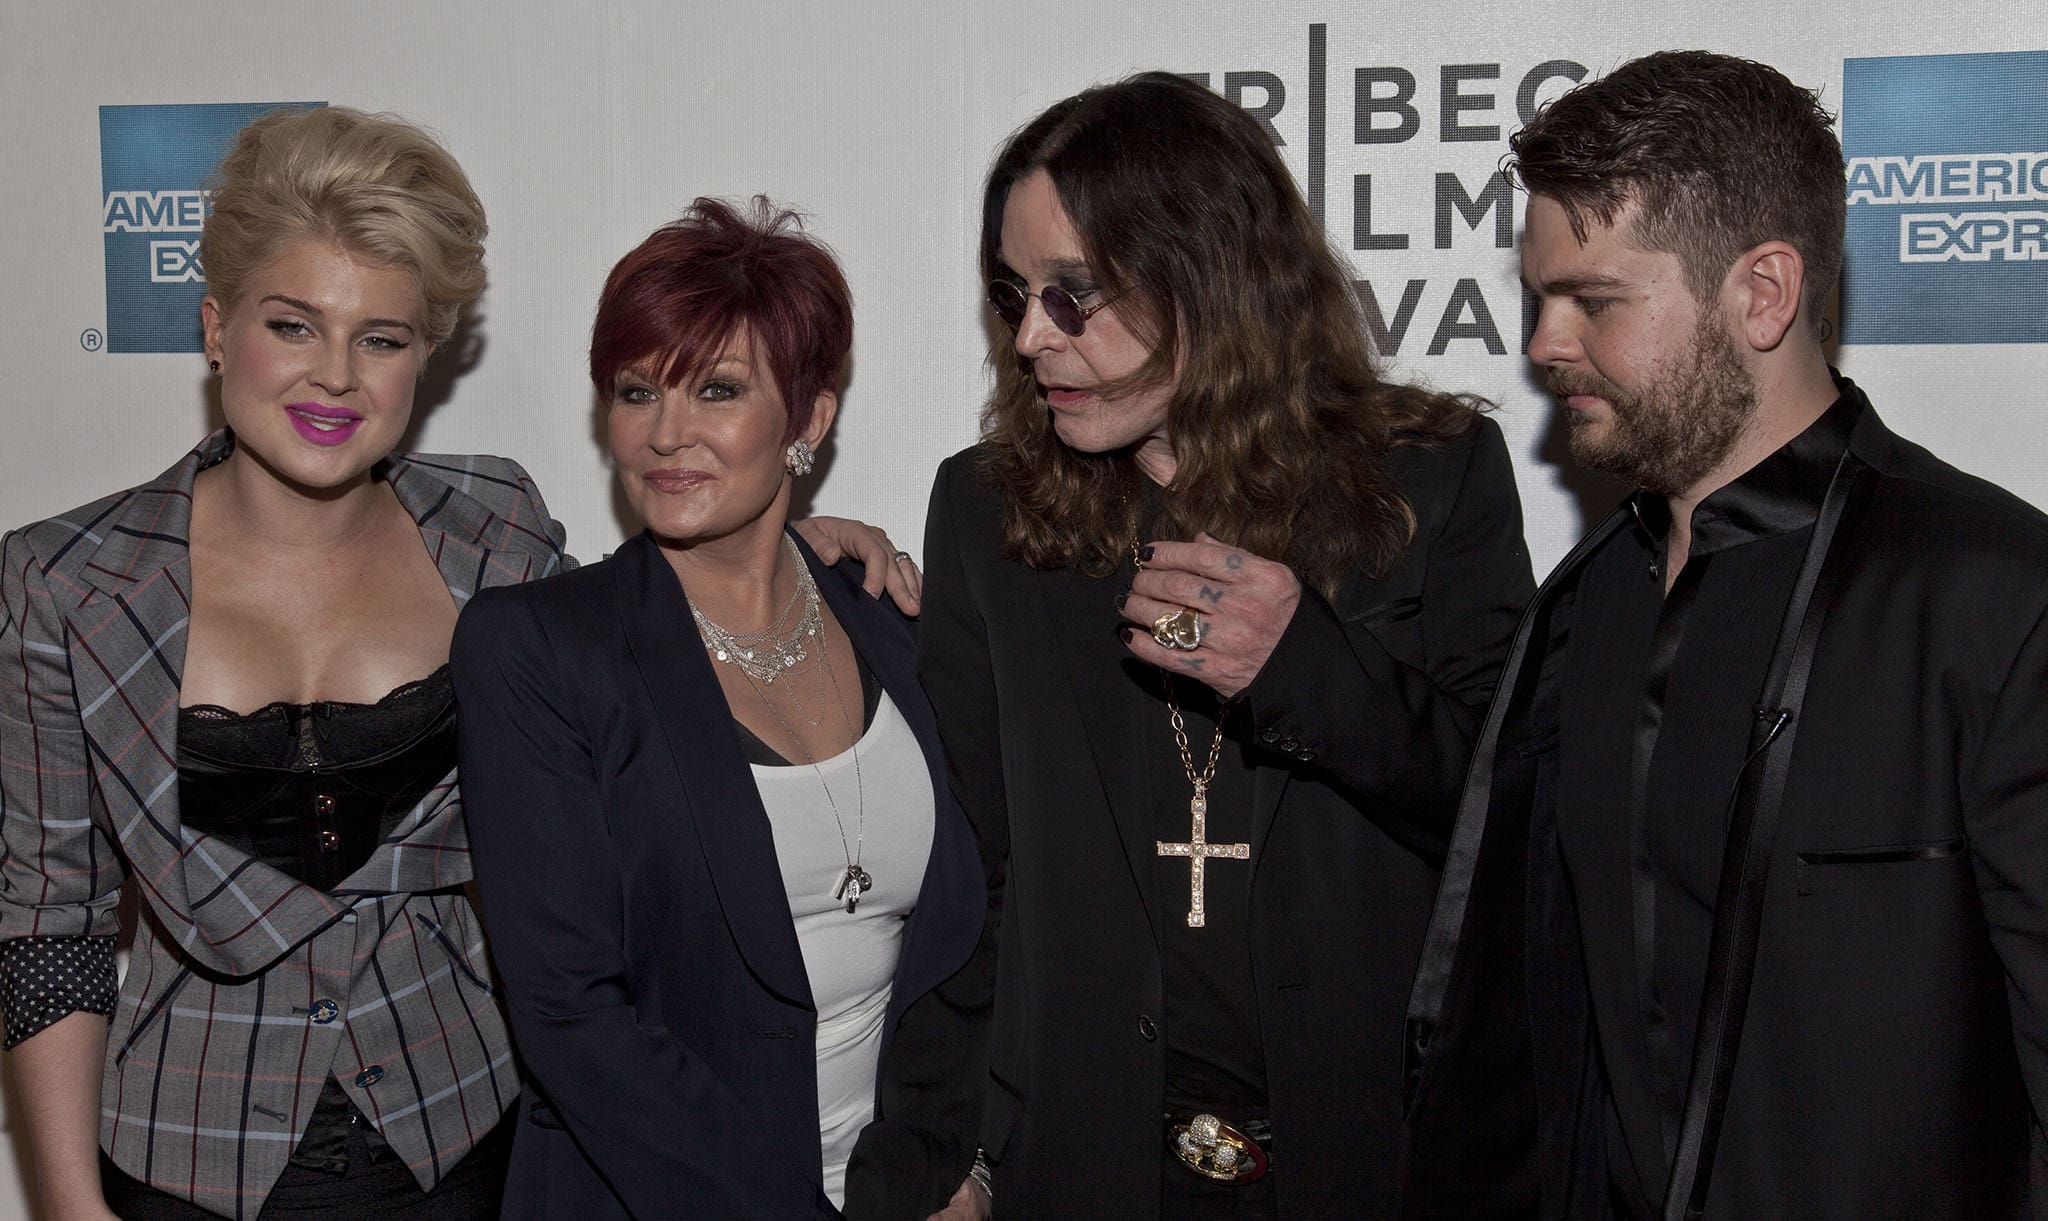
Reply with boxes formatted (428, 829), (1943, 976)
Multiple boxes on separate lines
(1121, 532), (1301, 698)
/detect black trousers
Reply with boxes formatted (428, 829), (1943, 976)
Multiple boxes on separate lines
(1160, 1163), (1280, 1221)
(101, 1110), (511, 1219)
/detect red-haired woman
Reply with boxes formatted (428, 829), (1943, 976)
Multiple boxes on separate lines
(450, 198), (987, 1220)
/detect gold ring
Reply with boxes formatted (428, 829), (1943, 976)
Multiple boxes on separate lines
(1150, 607), (1204, 650)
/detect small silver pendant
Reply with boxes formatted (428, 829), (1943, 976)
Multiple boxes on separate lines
(833, 865), (873, 913)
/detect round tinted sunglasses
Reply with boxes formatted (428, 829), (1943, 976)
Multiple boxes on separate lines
(986, 279), (1120, 337)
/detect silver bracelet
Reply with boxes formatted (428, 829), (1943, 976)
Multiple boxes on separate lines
(968, 1147), (994, 1202)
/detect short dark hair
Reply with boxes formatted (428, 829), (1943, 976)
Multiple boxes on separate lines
(1508, 50), (1845, 337)
(977, 71), (1477, 595)
(590, 196), (850, 443)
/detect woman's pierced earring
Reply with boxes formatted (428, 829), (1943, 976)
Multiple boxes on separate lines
(785, 439), (816, 477)
(208, 359), (221, 373)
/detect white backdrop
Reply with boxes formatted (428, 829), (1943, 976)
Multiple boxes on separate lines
(2, 1), (2043, 1215)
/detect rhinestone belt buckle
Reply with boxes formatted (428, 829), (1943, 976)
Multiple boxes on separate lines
(1170, 1112), (1269, 1184)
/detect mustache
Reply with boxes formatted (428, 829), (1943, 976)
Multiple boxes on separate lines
(1545, 369), (1619, 401)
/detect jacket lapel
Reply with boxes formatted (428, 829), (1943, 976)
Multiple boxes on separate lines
(345, 454), (567, 899)
(69, 436), (569, 976)
(1663, 403), (1887, 1219)
(1406, 506), (1632, 1039)
(1035, 560), (1160, 937)
(614, 533), (814, 1010)
(65, 437), (355, 976)
(384, 452), (566, 603)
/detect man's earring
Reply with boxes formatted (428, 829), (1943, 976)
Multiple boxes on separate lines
(785, 439), (815, 477)
(209, 359), (221, 373)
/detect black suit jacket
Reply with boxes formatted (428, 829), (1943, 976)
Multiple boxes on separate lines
(916, 420), (1533, 1218)
(1402, 385), (2048, 1219)
(450, 531), (986, 1220)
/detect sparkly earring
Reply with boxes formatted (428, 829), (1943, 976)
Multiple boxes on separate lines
(785, 439), (815, 477)
(209, 359), (221, 373)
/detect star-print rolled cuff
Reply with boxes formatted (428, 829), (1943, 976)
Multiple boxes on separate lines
(0, 935), (119, 1049)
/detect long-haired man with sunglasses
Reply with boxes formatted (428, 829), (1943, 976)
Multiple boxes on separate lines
(914, 72), (1534, 1220)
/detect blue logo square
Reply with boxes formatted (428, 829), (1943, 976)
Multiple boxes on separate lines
(1840, 52), (2048, 346)
(100, 102), (322, 354)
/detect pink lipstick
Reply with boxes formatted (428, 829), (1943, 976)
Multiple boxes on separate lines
(285, 402), (364, 446)
(643, 468), (713, 493)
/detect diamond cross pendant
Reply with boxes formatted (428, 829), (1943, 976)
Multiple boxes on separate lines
(1155, 783), (1250, 927)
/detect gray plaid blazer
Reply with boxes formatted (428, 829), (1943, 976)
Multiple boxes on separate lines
(0, 432), (567, 1217)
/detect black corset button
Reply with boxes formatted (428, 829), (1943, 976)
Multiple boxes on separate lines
(177, 668), (455, 892)
(1138, 1015), (1159, 1041)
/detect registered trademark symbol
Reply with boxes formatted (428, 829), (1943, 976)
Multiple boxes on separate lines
(80, 328), (104, 352)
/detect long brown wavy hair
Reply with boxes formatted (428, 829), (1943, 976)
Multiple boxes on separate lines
(979, 72), (1481, 599)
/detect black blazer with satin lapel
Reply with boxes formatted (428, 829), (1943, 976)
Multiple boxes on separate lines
(1401, 383), (2048, 1219)
(916, 419), (1534, 1219)
(450, 530), (985, 1221)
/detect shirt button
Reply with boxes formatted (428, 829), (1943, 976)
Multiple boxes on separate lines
(1279, 738), (1300, 753)
(1137, 1015), (1157, 1041)
(309, 999), (339, 1025)
(317, 830), (341, 849)
(1259, 728), (1281, 744)
(354, 1066), (385, 1088)
(314, 794), (336, 815)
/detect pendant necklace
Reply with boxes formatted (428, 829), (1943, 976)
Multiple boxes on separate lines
(1132, 539), (1249, 927)
(729, 593), (871, 913)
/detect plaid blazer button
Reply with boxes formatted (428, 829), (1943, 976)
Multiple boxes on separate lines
(354, 1066), (385, 1088)
(310, 999), (339, 1024)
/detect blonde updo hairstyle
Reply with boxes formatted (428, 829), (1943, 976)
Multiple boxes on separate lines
(200, 106), (487, 349)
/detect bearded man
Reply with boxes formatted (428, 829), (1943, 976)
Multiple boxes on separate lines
(1398, 50), (2048, 1220)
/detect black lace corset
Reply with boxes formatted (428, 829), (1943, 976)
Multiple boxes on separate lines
(176, 668), (455, 892)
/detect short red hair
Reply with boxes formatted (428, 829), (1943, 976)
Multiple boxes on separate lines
(590, 196), (851, 443)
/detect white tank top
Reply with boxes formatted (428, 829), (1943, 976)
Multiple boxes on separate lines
(752, 690), (934, 1207)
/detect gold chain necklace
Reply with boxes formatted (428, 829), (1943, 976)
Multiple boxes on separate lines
(1132, 541), (1249, 927)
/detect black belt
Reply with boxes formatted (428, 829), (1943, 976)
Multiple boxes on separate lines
(1165, 1108), (1272, 1184)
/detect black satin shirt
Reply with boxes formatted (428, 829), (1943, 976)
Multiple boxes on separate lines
(1555, 395), (1859, 1216)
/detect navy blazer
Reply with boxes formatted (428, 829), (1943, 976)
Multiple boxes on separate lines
(450, 530), (985, 1220)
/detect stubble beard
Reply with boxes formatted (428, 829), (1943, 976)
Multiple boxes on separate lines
(1552, 313), (1759, 497)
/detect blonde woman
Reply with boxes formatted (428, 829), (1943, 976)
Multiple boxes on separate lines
(0, 105), (548, 1220)
(0, 107), (917, 1220)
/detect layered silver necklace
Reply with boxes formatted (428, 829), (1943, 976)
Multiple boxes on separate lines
(695, 541), (871, 912)
(689, 537), (823, 685)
